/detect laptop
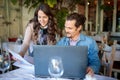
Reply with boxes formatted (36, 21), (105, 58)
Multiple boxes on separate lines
(33, 45), (88, 79)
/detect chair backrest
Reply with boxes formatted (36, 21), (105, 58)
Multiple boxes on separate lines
(102, 40), (117, 76)
(108, 40), (117, 76)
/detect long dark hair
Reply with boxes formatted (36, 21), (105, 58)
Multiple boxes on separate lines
(29, 3), (57, 44)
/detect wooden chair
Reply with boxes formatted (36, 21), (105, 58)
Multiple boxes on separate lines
(109, 40), (120, 78)
(108, 40), (117, 77)
(102, 40), (120, 78)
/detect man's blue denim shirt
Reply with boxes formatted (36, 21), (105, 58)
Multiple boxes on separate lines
(56, 33), (101, 74)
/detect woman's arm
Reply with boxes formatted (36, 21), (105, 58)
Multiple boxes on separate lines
(19, 24), (33, 57)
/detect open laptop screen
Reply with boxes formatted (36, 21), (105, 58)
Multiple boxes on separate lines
(33, 45), (88, 79)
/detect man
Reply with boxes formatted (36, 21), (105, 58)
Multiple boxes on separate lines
(56, 13), (100, 76)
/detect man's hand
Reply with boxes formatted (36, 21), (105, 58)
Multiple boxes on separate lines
(86, 67), (94, 76)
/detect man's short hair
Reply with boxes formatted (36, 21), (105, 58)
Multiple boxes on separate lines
(66, 13), (86, 28)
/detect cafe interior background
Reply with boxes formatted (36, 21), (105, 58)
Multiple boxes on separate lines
(0, 0), (120, 79)
(0, 0), (120, 41)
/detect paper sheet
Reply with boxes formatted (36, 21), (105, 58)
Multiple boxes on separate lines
(84, 74), (97, 80)
(8, 48), (33, 66)
(13, 61), (34, 71)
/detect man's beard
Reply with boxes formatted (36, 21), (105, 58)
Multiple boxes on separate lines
(66, 33), (71, 38)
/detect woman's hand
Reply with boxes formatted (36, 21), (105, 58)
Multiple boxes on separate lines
(12, 56), (18, 61)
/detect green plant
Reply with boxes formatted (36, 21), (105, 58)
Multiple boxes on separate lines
(10, 0), (57, 8)
(10, 0), (68, 29)
(10, 0), (87, 36)
(100, 4), (114, 11)
(54, 7), (68, 37)
(55, 7), (68, 30)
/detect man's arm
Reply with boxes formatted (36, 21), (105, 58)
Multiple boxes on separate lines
(88, 39), (101, 74)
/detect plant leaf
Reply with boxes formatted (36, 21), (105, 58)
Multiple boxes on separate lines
(10, 0), (18, 5)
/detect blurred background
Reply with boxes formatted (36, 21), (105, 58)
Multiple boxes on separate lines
(0, 0), (120, 42)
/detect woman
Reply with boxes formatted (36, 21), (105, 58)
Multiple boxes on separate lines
(19, 3), (58, 57)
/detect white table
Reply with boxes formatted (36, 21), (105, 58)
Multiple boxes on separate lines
(0, 67), (117, 80)
(92, 36), (102, 42)
(0, 42), (118, 80)
(104, 50), (120, 61)
(3, 42), (21, 53)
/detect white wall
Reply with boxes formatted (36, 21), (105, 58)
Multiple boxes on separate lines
(22, 7), (35, 36)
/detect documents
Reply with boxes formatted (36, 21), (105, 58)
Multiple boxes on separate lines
(8, 48), (33, 66)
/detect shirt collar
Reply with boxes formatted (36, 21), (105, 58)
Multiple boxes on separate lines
(79, 33), (86, 41)
(40, 25), (48, 29)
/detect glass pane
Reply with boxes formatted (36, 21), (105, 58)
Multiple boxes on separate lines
(88, 2), (96, 32)
(103, 0), (113, 32)
(116, 0), (120, 32)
